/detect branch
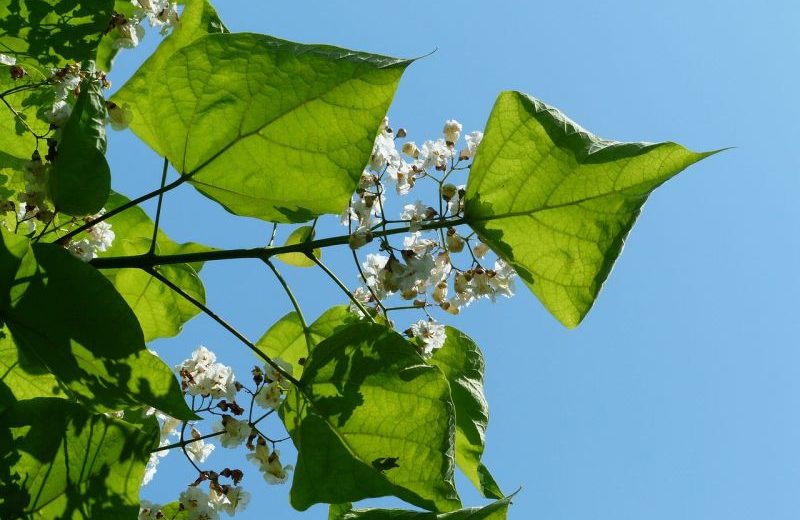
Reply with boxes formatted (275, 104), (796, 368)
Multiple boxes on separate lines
(90, 216), (468, 269)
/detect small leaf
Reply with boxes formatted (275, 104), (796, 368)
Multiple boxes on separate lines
(429, 327), (503, 499)
(281, 321), (461, 513)
(465, 91), (717, 327)
(48, 76), (111, 215)
(116, 32), (411, 222)
(276, 225), (321, 267)
(0, 398), (157, 518)
(329, 495), (515, 519)
(0, 230), (194, 419)
(255, 305), (356, 378)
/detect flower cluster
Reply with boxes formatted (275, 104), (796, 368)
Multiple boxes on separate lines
(176, 346), (239, 400)
(111, 0), (180, 50)
(252, 359), (292, 410)
(343, 118), (514, 356)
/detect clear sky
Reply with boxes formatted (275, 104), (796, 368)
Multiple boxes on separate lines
(108, 1), (800, 518)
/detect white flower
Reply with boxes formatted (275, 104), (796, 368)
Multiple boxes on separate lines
(254, 381), (284, 410)
(141, 452), (160, 485)
(67, 239), (95, 262)
(462, 130), (483, 159)
(443, 119), (462, 144)
(107, 102), (133, 130)
(446, 184), (466, 216)
(488, 259), (516, 299)
(185, 430), (215, 463)
(177, 346), (237, 399)
(138, 501), (161, 520)
(209, 486), (250, 516)
(361, 254), (390, 298)
(156, 411), (181, 445)
(403, 232), (436, 255)
(409, 319), (447, 356)
(49, 99), (72, 126)
(87, 212), (115, 253)
(265, 358), (293, 388)
(369, 131), (399, 172)
(401, 141), (419, 158)
(0, 53), (16, 66)
(400, 201), (434, 232)
(16, 204), (36, 234)
(114, 22), (145, 49)
(247, 444), (293, 485)
(180, 487), (219, 520)
(417, 139), (453, 170)
(213, 416), (251, 448)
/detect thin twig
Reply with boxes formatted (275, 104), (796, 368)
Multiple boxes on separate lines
(148, 157), (170, 255)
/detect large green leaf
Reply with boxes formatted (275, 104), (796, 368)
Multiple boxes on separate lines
(96, 191), (211, 341)
(465, 91), (716, 327)
(0, 230), (193, 419)
(116, 31), (411, 222)
(429, 328), (502, 500)
(48, 76), (111, 215)
(330, 496), (514, 520)
(0, 0), (114, 67)
(281, 321), (461, 513)
(0, 397), (156, 519)
(256, 305), (356, 378)
(110, 0), (227, 155)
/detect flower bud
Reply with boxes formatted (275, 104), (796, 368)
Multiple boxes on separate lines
(395, 128), (407, 138)
(446, 231), (465, 253)
(401, 141), (419, 159)
(441, 183), (457, 201)
(443, 119), (462, 145)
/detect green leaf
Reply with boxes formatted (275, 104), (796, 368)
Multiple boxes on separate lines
(465, 91), (717, 327)
(47, 76), (111, 215)
(95, 191), (212, 341)
(281, 321), (461, 513)
(276, 225), (321, 267)
(256, 305), (356, 378)
(117, 31), (411, 222)
(329, 495), (514, 519)
(110, 0), (228, 157)
(429, 328), (502, 500)
(0, 0), (115, 67)
(0, 230), (194, 419)
(0, 397), (156, 519)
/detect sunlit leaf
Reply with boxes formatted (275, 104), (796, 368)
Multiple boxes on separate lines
(281, 321), (461, 513)
(117, 32), (411, 222)
(0, 398), (156, 518)
(465, 91), (716, 327)
(276, 225), (321, 268)
(429, 328), (502, 499)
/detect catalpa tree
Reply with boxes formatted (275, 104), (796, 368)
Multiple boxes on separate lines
(0, 1), (717, 518)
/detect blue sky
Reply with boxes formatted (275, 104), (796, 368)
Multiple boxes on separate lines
(109, 1), (800, 518)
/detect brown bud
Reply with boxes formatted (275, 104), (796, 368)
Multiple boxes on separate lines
(395, 128), (407, 138)
(10, 65), (25, 80)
